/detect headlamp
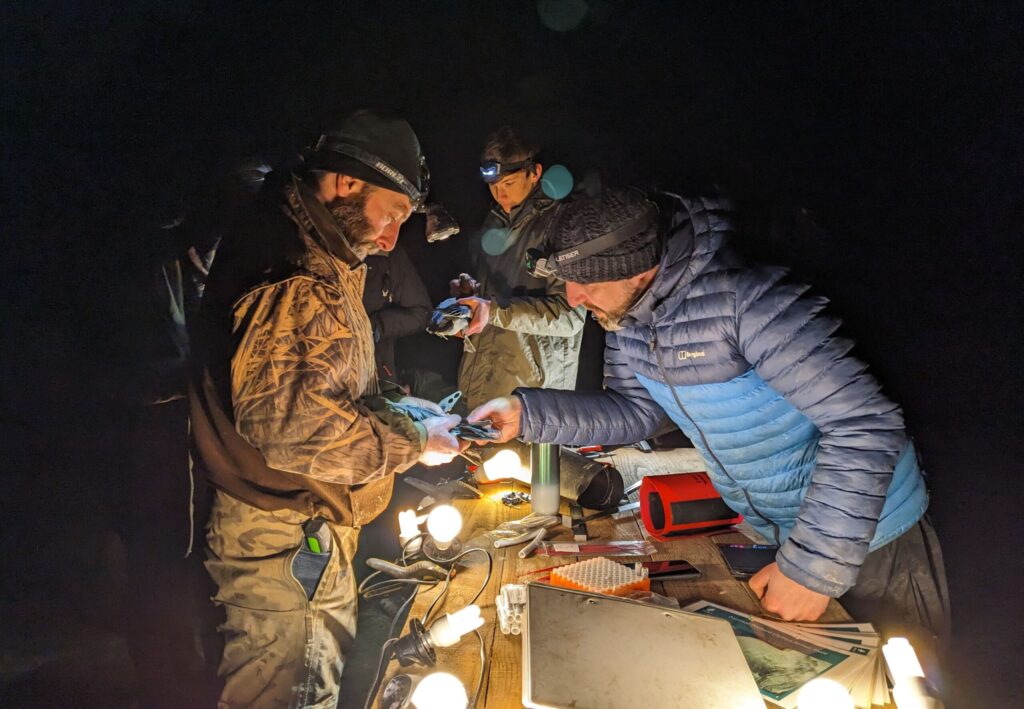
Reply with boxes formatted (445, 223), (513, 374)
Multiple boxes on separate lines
(479, 158), (536, 184)
(525, 247), (555, 279)
(309, 135), (460, 244)
(524, 201), (659, 279)
(311, 135), (430, 209)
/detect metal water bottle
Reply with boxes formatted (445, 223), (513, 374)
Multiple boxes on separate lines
(530, 443), (561, 515)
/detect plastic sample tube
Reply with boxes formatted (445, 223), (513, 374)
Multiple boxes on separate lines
(518, 528), (550, 558)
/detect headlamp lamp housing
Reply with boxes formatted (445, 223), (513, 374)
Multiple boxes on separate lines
(479, 158), (537, 184)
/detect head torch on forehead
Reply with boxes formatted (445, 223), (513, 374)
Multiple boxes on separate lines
(525, 202), (659, 279)
(479, 158), (536, 184)
(311, 135), (459, 242)
(313, 135), (430, 210)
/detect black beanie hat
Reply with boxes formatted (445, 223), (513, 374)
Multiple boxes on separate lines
(552, 186), (661, 283)
(305, 109), (426, 203)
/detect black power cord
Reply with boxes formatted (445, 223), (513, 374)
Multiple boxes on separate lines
(360, 543), (494, 709)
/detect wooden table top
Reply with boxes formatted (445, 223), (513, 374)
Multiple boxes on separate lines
(377, 481), (855, 709)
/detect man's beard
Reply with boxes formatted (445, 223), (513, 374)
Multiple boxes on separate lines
(328, 189), (379, 258)
(588, 280), (649, 332)
(591, 309), (624, 331)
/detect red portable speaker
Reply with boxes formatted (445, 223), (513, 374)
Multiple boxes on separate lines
(639, 472), (743, 540)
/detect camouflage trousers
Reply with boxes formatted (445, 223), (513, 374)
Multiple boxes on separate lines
(205, 491), (360, 709)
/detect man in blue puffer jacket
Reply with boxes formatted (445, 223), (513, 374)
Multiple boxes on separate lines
(469, 186), (949, 645)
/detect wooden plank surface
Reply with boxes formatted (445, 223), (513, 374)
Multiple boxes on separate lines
(377, 487), (857, 708)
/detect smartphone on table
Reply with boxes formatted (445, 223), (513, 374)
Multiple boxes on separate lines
(640, 559), (702, 581)
(718, 544), (778, 579)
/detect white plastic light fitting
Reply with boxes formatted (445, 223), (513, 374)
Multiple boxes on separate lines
(398, 509), (426, 552)
(428, 604), (484, 648)
(882, 637), (944, 709)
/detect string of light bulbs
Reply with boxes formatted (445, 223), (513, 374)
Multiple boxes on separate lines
(360, 503), (494, 709)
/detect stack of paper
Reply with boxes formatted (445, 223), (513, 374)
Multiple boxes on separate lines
(682, 601), (890, 708)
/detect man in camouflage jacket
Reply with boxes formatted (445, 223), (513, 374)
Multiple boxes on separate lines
(189, 111), (460, 708)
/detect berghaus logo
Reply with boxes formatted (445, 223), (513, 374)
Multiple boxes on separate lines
(677, 349), (706, 360)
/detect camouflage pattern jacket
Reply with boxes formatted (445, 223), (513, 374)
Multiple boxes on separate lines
(189, 175), (423, 526)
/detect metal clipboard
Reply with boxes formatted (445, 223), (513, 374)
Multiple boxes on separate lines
(522, 583), (765, 709)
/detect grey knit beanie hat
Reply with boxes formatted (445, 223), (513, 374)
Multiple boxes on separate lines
(551, 186), (661, 283)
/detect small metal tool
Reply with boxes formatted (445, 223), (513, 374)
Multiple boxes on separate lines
(437, 390), (462, 413)
(403, 475), (482, 511)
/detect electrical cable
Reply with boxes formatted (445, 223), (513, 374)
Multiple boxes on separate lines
(358, 569), (385, 596)
(401, 533), (424, 564)
(465, 548), (493, 608)
(361, 577), (439, 600)
(362, 586), (420, 709)
(362, 637), (398, 709)
(360, 536), (437, 709)
(471, 628), (489, 708)
(420, 547), (493, 626)
(421, 564), (456, 625)
(358, 539), (494, 707)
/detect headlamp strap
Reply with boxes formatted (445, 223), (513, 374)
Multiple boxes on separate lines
(549, 204), (658, 268)
(314, 137), (426, 207)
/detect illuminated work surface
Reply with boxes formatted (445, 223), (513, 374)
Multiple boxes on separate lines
(379, 481), (868, 709)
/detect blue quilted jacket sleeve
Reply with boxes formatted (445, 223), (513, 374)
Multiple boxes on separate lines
(736, 266), (909, 596)
(516, 332), (670, 445)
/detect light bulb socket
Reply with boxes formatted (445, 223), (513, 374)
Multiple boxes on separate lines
(422, 536), (463, 563)
(394, 619), (437, 668)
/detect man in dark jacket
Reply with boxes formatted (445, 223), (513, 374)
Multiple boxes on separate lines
(454, 127), (586, 410)
(362, 244), (431, 381)
(190, 110), (461, 708)
(469, 187), (948, 652)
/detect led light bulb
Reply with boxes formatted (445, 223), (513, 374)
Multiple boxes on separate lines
(797, 678), (854, 709)
(883, 637), (925, 680)
(398, 509), (424, 552)
(426, 505), (462, 549)
(428, 604), (484, 648)
(883, 637), (942, 709)
(482, 449), (530, 483)
(410, 672), (468, 709)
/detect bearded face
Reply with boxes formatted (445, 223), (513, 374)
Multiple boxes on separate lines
(565, 272), (657, 332)
(328, 188), (379, 257)
(588, 279), (649, 331)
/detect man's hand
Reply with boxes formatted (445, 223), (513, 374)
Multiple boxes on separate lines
(449, 273), (480, 298)
(418, 414), (462, 466)
(467, 396), (522, 444)
(748, 562), (830, 622)
(456, 297), (491, 337)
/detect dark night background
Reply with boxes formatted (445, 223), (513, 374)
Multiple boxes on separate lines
(2, 1), (1022, 707)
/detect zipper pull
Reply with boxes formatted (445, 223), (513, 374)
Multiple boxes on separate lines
(648, 325), (657, 352)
